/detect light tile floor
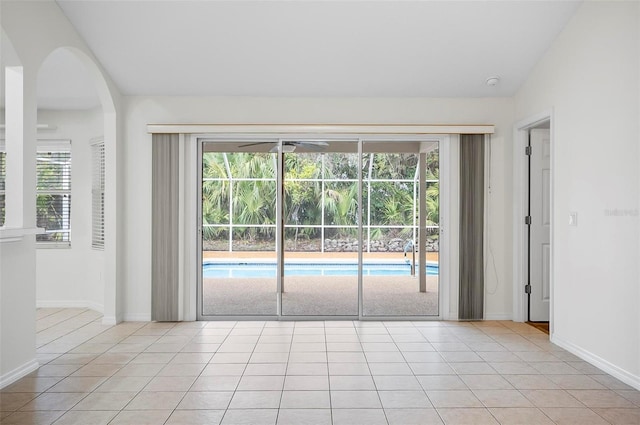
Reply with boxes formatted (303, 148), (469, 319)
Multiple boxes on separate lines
(1, 308), (639, 424)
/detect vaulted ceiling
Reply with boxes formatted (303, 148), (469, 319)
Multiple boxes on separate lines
(37, 1), (582, 109)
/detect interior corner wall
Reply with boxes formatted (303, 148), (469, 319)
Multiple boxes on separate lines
(515, 1), (640, 386)
(35, 108), (105, 312)
(122, 96), (515, 321)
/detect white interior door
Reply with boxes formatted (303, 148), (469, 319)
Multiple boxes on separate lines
(529, 128), (551, 322)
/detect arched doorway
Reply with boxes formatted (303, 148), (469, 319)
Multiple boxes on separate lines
(34, 47), (118, 324)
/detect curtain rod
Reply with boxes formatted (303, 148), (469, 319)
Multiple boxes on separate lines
(146, 124), (495, 135)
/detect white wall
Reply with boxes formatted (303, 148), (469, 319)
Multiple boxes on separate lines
(515, 1), (640, 386)
(35, 108), (105, 311)
(0, 238), (38, 385)
(2, 0), (124, 328)
(123, 96), (515, 320)
(1, 0), (122, 387)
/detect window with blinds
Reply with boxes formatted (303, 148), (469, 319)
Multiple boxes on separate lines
(0, 151), (5, 227)
(91, 141), (105, 249)
(36, 140), (72, 244)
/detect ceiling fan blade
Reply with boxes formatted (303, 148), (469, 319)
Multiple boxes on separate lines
(238, 142), (272, 148)
(297, 141), (329, 146)
(238, 141), (328, 151)
(297, 141), (328, 152)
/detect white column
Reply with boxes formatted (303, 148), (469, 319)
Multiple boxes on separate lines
(5, 66), (37, 228)
(102, 111), (122, 324)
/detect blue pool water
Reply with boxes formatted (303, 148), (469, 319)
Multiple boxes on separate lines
(203, 262), (439, 278)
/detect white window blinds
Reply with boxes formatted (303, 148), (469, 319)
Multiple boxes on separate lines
(36, 140), (72, 244)
(91, 141), (105, 249)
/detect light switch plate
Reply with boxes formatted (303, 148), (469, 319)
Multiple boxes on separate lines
(568, 212), (578, 226)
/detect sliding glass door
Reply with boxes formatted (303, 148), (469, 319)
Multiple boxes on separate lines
(282, 143), (359, 316)
(361, 141), (440, 317)
(198, 137), (441, 319)
(201, 143), (278, 316)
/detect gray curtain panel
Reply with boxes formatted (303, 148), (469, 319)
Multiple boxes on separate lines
(459, 134), (485, 320)
(152, 134), (180, 321)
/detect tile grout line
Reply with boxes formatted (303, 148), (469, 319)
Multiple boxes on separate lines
(219, 320), (266, 424)
(477, 323), (524, 425)
(37, 308), (97, 334)
(13, 315), (150, 423)
(405, 320), (449, 425)
(325, 321), (334, 425)
(365, 321), (389, 425)
(109, 321), (179, 425)
(197, 320), (238, 425)
(272, 320), (289, 425)
(37, 313), (115, 354)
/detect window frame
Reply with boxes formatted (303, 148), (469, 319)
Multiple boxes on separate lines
(35, 140), (72, 248)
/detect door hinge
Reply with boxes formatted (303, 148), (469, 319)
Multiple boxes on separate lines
(525, 216), (532, 225)
(525, 146), (532, 156)
(525, 284), (531, 294)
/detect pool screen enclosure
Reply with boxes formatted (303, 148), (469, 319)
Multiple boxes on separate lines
(198, 138), (441, 320)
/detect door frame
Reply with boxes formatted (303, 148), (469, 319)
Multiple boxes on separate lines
(194, 133), (450, 321)
(512, 111), (555, 331)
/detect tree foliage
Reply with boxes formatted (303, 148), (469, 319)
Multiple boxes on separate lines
(202, 150), (439, 248)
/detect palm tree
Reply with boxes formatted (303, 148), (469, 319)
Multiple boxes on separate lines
(234, 181), (276, 240)
(284, 153), (323, 247)
(425, 166), (439, 226)
(201, 150), (439, 251)
(202, 153), (230, 244)
(324, 183), (358, 233)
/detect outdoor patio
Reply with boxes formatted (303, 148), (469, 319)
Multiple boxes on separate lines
(203, 276), (439, 317)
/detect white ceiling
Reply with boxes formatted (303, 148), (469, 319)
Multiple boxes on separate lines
(39, 1), (581, 108)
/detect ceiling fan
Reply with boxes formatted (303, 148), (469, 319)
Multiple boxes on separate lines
(238, 141), (329, 153)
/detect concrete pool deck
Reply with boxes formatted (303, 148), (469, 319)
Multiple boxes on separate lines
(203, 275), (439, 317)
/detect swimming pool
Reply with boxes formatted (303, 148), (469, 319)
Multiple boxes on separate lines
(203, 262), (439, 278)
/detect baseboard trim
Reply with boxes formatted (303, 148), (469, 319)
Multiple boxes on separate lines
(484, 313), (513, 321)
(87, 301), (104, 314)
(36, 300), (104, 314)
(123, 314), (152, 322)
(102, 316), (117, 326)
(0, 359), (39, 389)
(444, 310), (458, 321)
(551, 334), (640, 391)
(36, 300), (86, 308)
